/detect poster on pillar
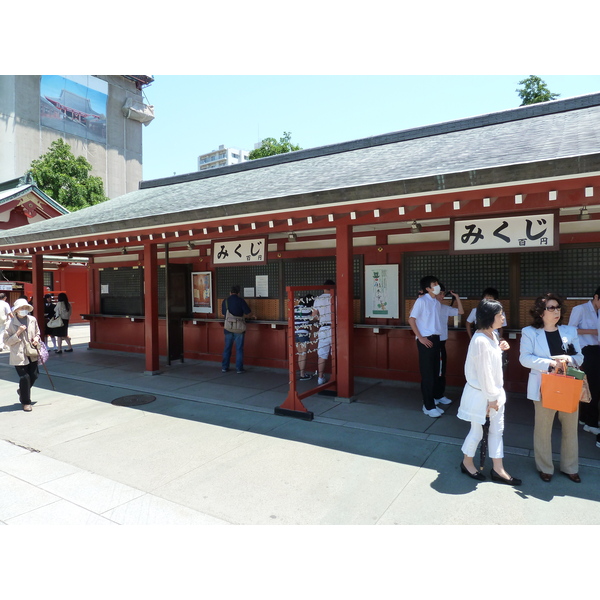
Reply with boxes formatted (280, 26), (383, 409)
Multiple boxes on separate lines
(191, 272), (212, 313)
(365, 265), (399, 319)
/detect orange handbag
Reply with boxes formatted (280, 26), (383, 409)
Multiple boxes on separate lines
(540, 360), (583, 413)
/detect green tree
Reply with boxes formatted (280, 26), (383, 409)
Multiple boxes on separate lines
(248, 131), (302, 160)
(29, 139), (109, 211)
(516, 75), (560, 106)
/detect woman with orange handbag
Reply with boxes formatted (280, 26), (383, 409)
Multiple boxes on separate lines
(519, 293), (584, 483)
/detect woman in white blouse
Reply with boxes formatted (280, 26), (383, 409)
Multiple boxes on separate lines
(458, 299), (521, 485)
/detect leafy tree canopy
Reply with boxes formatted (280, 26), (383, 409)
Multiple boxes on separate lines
(516, 75), (560, 106)
(248, 131), (302, 160)
(29, 138), (109, 211)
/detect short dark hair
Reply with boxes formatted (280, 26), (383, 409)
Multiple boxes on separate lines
(0, 292), (6, 300)
(593, 286), (600, 299)
(419, 275), (439, 292)
(476, 299), (503, 330)
(230, 285), (240, 294)
(481, 287), (499, 300)
(323, 279), (335, 286)
(530, 293), (564, 328)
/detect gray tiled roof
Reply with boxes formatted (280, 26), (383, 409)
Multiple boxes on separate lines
(0, 183), (69, 214)
(2, 93), (600, 246)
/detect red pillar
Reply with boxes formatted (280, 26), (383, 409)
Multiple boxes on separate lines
(336, 223), (354, 399)
(144, 243), (160, 373)
(88, 258), (97, 343)
(31, 253), (44, 324)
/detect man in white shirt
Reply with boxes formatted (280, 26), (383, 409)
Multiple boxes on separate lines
(568, 288), (600, 436)
(312, 280), (335, 385)
(408, 276), (446, 417)
(0, 292), (13, 351)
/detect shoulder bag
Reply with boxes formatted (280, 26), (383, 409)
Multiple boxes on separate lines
(47, 313), (64, 328)
(224, 299), (246, 333)
(24, 328), (39, 360)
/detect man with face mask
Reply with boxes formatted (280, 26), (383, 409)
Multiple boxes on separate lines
(408, 275), (445, 417)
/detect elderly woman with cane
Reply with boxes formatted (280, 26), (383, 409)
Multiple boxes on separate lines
(457, 299), (522, 485)
(3, 298), (42, 412)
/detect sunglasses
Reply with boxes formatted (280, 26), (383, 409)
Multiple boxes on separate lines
(545, 305), (561, 312)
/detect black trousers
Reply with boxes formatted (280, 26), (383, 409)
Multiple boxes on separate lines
(417, 335), (441, 410)
(15, 360), (39, 405)
(580, 345), (600, 427)
(433, 340), (447, 400)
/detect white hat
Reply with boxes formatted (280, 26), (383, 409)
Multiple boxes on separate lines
(13, 298), (33, 312)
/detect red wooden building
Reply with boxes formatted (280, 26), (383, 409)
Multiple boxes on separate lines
(1, 93), (600, 401)
(0, 174), (89, 313)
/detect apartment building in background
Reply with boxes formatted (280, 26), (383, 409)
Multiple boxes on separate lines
(198, 144), (250, 171)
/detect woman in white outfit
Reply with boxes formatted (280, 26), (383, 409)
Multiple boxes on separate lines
(519, 293), (583, 483)
(458, 299), (521, 485)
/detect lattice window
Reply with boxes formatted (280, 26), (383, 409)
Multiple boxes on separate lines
(521, 247), (600, 298)
(404, 252), (509, 299)
(99, 267), (144, 315)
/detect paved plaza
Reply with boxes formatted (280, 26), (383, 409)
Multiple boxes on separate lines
(1, 324), (599, 526)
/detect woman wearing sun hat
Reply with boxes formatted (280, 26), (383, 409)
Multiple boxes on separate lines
(3, 298), (42, 411)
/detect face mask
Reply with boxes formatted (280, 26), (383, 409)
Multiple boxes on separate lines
(431, 285), (441, 295)
(17, 310), (29, 317)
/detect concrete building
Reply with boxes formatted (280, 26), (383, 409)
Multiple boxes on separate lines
(198, 144), (249, 171)
(0, 75), (154, 199)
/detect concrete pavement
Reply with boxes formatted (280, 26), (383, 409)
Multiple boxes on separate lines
(1, 323), (599, 525)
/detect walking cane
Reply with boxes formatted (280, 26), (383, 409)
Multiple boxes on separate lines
(37, 342), (55, 390)
(479, 416), (490, 471)
(41, 359), (55, 390)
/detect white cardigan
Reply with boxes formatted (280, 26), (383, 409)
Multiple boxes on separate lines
(519, 325), (583, 401)
(457, 332), (505, 425)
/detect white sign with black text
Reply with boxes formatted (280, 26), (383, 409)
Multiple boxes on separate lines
(452, 213), (557, 252)
(211, 238), (267, 266)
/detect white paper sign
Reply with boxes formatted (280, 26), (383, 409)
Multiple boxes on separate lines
(255, 275), (269, 297)
(365, 265), (399, 318)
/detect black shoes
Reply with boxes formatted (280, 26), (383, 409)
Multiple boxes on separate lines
(491, 468), (522, 486)
(560, 471), (581, 483)
(460, 461), (486, 481)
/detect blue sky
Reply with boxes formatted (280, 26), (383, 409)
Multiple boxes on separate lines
(141, 75), (600, 182)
